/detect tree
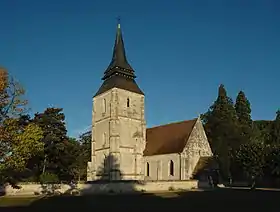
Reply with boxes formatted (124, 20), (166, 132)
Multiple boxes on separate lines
(235, 91), (253, 142)
(0, 68), (29, 167)
(265, 144), (280, 178)
(0, 68), (41, 184)
(68, 131), (91, 181)
(32, 107), (68, 179)
(253, 120), (273, 144)
(0, 118), (44, 184)
(0, 67), (27, 122)
(4, 122), (43, 170)
(202, 84), (240, 178)
(235, 142), (266, 181)
(270, 110), (280, 144)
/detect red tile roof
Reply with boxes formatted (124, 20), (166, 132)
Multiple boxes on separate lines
(144, 119), (197, 156)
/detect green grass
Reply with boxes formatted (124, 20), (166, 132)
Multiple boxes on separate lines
(0, 188), (279, 211)
(0, 196), (39, 207)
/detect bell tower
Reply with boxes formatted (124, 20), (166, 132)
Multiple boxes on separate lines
(87, 22), (146, 181)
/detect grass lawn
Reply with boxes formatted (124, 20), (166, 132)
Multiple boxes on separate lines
(0, 188), (279, 211)
(0, 196), (40, 207)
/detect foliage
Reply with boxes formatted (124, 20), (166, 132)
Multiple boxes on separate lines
(235, 91), (253, 142)
(7, 123), (44, 170)
(39, 172), (59, 184)
(202, 84), (240, 178)
(26, 108), (91, 182)
(0, 68), (43, 184)
(252, 120), (272, 144)
(235, 142), (266, 179)
(32, 108), (69, 179)
(0, 68), (27, 122)
(265, 144), (280, 177)
(0, 120), (43, 184)
(0, 120), (43, 168)
(0, 68), (93, 184)
(270, 110), (280, 144)
(68, 131), (91, 181)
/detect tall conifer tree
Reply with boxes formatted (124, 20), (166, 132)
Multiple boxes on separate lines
(270, 110), (280, 144)
(235, 91), (253, 143)
(202, 84), (240, 178)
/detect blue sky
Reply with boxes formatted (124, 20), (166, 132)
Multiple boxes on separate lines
(0, 0), (279, 137)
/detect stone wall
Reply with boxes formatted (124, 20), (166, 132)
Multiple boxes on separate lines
(143, 118), (213, 182)
(1, 183), (81, 196)
(1, 180), (198, 196)
(144, 154), (180, 181)
(181, 118), (213, 180)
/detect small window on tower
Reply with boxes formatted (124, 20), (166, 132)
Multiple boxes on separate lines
(102, 99), (106, 113)
(127, 98), (130, 107)
(169, 160), (174, 176)
(146, 162), (150, 176)
(103, 132), (106, 145)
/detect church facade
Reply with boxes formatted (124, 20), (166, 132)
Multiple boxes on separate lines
(87, 23), (213, 182)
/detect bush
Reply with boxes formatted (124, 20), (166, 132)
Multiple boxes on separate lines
(22, 175), (38, 183)
(39, 172), (59, 184)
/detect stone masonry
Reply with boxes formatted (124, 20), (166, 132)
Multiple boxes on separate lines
(87, 88), (146, 181)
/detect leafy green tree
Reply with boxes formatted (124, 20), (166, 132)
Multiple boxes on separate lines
(270, 110), (280, 144)
(202, 84), (240, 178)
(235, 142), (266, 180)
(0, 68), (28, 163)
(265, 144), (280, 178)
(7, 122), (44, 170)
(69, 131), (91, 181)
(235, 91), (253, 142)
(253, 120), (273, 144)
(0, 68), (42, 184)
(0, 118), (44, 184)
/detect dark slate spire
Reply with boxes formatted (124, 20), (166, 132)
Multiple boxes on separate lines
(102, 22), (136, 80)
(94, 22), (143, 97)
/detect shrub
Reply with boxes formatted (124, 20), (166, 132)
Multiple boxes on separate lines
(39, 172), (59, 184)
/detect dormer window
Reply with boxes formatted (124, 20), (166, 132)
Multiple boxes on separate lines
(127, 98), (130, 107)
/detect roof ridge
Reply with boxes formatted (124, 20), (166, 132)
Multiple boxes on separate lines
(147, 118), (197, 130)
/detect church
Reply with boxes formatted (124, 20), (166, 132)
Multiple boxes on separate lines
(87, 23), (213, 182)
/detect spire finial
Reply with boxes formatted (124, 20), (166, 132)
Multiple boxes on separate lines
(117, 16), (121, 29)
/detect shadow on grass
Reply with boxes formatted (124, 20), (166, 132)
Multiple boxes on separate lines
(1, 188), (280, 212)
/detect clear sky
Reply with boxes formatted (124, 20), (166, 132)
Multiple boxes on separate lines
(0, 0), (279, 138)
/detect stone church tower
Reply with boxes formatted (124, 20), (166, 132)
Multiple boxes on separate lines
(87, 23), (146, 181)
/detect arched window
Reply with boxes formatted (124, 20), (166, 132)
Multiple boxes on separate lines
(102, 99), (106, 113)
(127, 98), (130, 107)
(169, 160), (174, 176)
(146, 162), (150, 176)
